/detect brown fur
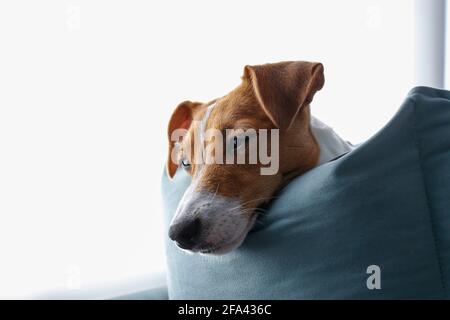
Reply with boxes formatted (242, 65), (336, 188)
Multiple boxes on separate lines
(166, 61), (323, 212)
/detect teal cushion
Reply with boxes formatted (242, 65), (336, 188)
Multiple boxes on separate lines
(161, 87), (450, 299)
(113, 286), (169, 300)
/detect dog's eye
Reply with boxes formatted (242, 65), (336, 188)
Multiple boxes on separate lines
(181, 158), (191, 169)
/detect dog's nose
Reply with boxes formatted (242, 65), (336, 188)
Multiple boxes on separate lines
(168, 217), (202, 250)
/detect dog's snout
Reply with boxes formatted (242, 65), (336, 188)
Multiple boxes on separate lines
(169, 217), (202, 250)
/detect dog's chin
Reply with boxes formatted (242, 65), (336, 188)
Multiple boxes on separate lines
(196, 214), (258, 256)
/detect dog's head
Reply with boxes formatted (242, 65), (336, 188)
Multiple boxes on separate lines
(166, 61), (324, 254)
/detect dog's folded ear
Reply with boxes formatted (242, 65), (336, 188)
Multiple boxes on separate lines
(166, 100), (202, 178)
(243, 61), (325, 130)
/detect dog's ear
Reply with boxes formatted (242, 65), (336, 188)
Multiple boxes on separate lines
(166, 100), (202, 178)
(243, 61), (324, 130)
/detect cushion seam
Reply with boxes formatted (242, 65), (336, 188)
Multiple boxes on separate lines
(411, 96), (447, 295)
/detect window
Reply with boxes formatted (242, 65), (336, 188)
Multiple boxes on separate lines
(0, 0), (440, 298)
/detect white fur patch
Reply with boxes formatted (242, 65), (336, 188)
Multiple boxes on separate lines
(170, 187), (252, 254)
(310, 116), (354, 165)
(199, 102), (216, 147)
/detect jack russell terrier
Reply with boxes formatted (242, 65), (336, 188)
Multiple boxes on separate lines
(166, 61), (353, 255)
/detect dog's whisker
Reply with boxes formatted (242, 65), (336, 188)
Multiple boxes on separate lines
(209, 183), (220, 203)
(225, 196), (278, 212)
(224, 201), (272, 215)
(225, 207), (267, 217)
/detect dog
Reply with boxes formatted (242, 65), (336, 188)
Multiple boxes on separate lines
(166, 61), (353, 255)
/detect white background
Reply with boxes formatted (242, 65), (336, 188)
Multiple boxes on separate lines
(0, 0), (432, 298)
